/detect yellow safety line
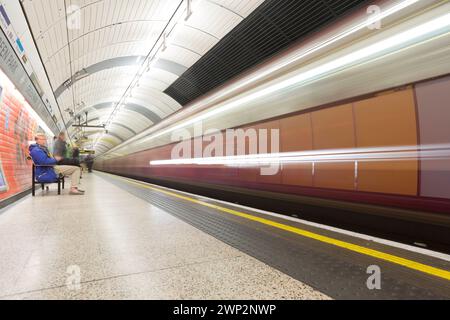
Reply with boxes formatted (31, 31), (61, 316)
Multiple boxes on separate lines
(103, 173), (450, 281)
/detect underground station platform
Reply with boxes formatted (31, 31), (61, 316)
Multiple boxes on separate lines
(0, 0), (449, 311)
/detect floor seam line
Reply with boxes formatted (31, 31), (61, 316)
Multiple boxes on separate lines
(0, 255), (248, 299)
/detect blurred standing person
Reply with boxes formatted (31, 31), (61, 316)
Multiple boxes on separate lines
(85, 154), (94, 173)
(49, 136), (57, 154)
(53, 132), (67, 160)
(72, 147), (80, 161)
(53, 132), (79, 166)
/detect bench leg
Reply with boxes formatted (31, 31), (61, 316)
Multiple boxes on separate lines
(62, 177), (65, 190)
(58, 180), (61, 195)
(41, 184), (45, 191)
(32, 166), (36, 197)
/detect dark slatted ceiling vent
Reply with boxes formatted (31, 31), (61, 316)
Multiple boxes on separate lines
(164, 0), (371, 106)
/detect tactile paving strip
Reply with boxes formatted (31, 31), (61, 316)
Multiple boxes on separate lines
(101, 174), (450, 300)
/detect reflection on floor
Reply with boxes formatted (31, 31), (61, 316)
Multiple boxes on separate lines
(0, 173), (329, 300)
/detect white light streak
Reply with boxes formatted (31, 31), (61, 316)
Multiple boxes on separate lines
(150, 144), (450, 167)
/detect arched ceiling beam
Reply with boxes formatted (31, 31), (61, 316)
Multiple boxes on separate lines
(55, 56), (188, 98)
(55, 56), (144, 98)
(43, 20), (167, 62)
(85, 131), (124, 143)
(65, 84), (181, 114)
(67, 102), (162, 127)
(95, 143), (112, 151)
(111, 123), (137, 135)
(69, 118), (137, 141)
(68, 111), (150, 139)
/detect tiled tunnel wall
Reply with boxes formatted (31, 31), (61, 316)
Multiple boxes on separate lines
(96, 74), (450, 211)
(0, 82), (37, 204)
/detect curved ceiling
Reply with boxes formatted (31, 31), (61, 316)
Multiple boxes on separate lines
(21, 0), (265, 152)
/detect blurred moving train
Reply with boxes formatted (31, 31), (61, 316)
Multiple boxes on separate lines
(94, 0), (450, 249)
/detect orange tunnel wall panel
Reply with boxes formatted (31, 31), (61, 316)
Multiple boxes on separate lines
(357, 161), (418, 196)
(312, 104), (356, 150)
(311, 104), (356, 191)
(282, 163), (313, 187)
(353, 88), (418, 196)
(279, 113), (313, 152)
(313, 162), (356, 191)
(278, 113), (313, 187)
(353, 88), (418, 148)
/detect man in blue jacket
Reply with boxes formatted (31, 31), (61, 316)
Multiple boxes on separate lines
(30, 133), (85, 195)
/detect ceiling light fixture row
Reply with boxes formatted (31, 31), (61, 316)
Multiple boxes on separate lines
(94, 0), (202, 151)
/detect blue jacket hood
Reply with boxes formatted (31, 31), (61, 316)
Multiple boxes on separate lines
(29, 144), (58, 183)
(29, 144), (48, 153)
(29, 144), (39, 153)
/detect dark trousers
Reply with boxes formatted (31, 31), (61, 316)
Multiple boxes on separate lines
(57, 158), (80, 167)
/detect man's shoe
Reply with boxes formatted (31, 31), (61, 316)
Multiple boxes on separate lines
(69, 189), (85, 195)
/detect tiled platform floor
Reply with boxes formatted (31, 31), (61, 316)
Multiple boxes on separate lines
(0, 173), (329, 300)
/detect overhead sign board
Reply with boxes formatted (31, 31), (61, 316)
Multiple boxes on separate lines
(0, 28), (58, 134)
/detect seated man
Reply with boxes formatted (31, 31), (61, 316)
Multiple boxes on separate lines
(30, 133), (85, 196)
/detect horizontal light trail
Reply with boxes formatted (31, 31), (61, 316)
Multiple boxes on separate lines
(150, 144), (450, 166)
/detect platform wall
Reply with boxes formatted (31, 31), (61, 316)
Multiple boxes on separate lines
(0, 79), (37, 204)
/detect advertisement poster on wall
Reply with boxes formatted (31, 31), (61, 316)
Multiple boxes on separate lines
(0, 84), (6, 193)
(0, 71), (38, 203)
(0, 159), (7, 193)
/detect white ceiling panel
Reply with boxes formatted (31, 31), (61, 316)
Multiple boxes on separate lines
(186, 0), (242, 39)
(213, 0), (266, 18)
(172, 25), (218, 56)
(160, 45), (200, 68)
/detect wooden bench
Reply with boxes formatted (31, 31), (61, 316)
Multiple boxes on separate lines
(27, 156), (65, 196)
